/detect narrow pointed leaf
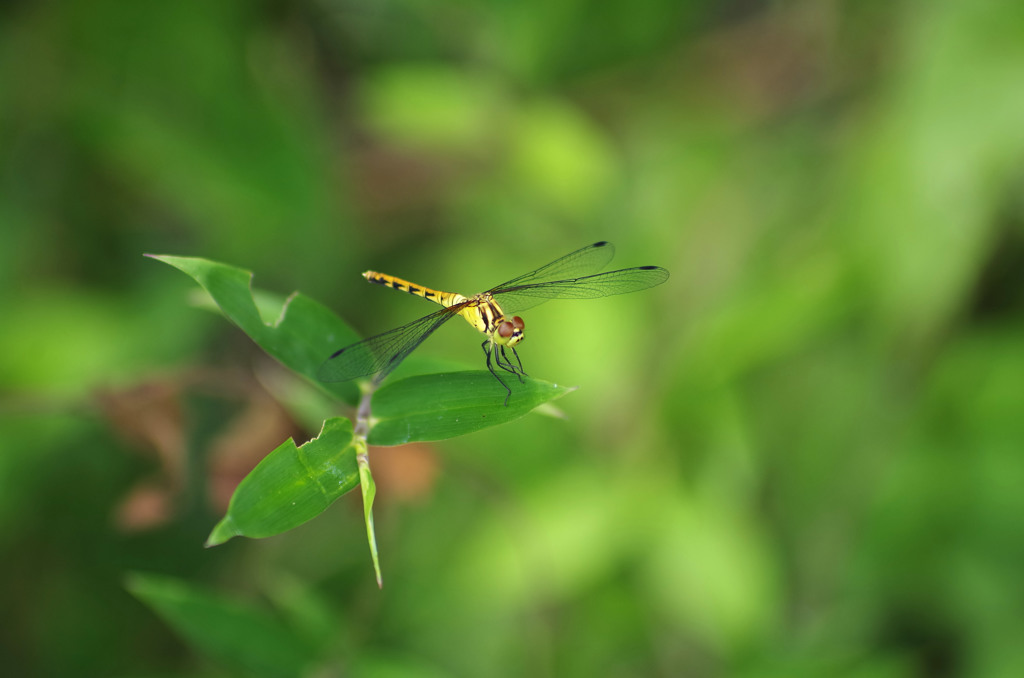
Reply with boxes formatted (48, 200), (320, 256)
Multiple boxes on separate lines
(147, 254), (361, 404)
(367, 371), (573, 446)
(357, 454), (382, 588)
(206, 417), (358, 546)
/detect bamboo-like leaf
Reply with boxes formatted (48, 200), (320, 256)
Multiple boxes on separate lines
(367, 371), (574, 446)
(147, 254), (362, 404)
(206, 417), (358, 546)
(356, 443), (382, 588)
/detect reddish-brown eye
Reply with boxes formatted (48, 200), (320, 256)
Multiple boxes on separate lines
(512, 316), (525, 330)
(498, 321), (514, 338)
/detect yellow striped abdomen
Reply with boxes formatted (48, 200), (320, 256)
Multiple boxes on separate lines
(363, 271), (466, 308)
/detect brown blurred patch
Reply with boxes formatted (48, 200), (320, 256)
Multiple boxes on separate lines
(97, 368), (304, 531)
(369, 443), (440, 504)
(350, 142), (461, 217)
(97, 380), (186, 483)
(206, 386), (305, 512)
(97, 380), (185, 532)
(692, 6), (833, 118)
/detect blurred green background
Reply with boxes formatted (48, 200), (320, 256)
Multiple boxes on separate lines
(3, 0), (1024, 676)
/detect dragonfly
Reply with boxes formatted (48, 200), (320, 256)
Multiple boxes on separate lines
(317, 241), (669, 404)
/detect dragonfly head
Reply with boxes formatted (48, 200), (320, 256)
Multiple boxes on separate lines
(495, 315), (525, 347)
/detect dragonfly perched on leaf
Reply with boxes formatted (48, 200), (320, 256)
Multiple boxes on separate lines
(317, 241), (669, 404)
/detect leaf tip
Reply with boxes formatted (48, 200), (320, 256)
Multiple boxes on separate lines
(205, 517), (240, 548)
(144, 253), (189, 270)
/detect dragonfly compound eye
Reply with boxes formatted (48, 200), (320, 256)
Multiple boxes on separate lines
(512, 316), (525, 330)
(498, 321), (515, 339)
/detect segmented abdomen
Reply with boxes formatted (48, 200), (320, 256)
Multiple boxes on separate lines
(363, 271), (464, 308)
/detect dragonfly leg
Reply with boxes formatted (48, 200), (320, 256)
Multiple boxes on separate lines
(494, 346), (525, 386)
(506, 346), (526, 377)
(482, 340), (513, 406)
(498, 346), (526, 383)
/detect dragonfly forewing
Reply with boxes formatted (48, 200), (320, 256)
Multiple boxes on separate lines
(494, 266), (669, 313)
(490, 241), (617, 291)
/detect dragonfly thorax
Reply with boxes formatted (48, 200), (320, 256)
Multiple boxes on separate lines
(456, 293), (524, 347)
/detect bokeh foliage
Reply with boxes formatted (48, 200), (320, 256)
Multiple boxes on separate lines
(3, 0), (1024, 677)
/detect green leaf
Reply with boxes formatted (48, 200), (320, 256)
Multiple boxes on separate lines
(126, 573), (315, 678)
(146, 254), (362, 404)
(367, 371), (574, 446)
(206, 417), (358, 546)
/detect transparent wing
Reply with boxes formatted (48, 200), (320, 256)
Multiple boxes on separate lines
(494, 266), (669, 314)
(488, 241), (617, 292)
(317, 305), (462, 385)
